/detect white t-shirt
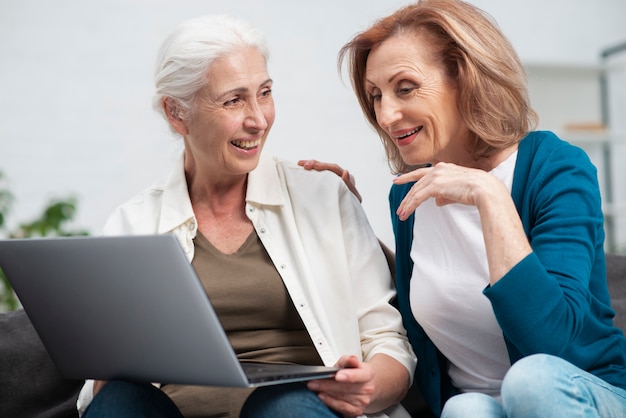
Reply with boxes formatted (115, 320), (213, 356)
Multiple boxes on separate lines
(409, 151), (517, 398)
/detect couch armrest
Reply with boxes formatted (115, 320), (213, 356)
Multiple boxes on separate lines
(0, 309), (83, 418)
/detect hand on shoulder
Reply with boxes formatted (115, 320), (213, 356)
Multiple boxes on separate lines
(298, 160), (362, 202)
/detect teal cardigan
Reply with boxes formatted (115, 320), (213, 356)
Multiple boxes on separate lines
(390, 131), (626, 417)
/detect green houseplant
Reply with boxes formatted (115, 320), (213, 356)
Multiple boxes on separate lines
(0, 171), (89, 311)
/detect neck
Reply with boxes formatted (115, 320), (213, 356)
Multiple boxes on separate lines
(184, 150), (249, 216)
(185, 166), (248, 219)
(474, 144), (518, 172)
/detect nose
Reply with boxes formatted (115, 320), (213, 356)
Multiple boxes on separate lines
(244, 100), (269, 131)
(376, 95), (402, 131)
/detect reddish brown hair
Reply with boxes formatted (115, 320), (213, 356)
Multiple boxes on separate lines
(339, 0), (537, 174)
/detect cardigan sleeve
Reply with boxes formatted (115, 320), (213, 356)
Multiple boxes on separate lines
(485, 139), (607, 359)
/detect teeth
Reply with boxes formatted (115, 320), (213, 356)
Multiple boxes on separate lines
(397, 126), (422, 139)
(231, 139), (260, 150)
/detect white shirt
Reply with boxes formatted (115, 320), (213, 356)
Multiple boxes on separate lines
(78, 152), (416, 416)
(409, 151), (517, 398)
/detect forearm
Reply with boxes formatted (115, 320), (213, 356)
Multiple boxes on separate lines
(477, 184), (532, 285)
(365, 353), (411, 413)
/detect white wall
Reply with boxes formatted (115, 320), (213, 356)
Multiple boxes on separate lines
(1, 0), (625, 249)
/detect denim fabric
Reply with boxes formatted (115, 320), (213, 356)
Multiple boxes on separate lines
(441, 354), (626, 418)
(240, 382), (342, 418)
(83, 380), (342, 418)
(83, 380), (183, 418)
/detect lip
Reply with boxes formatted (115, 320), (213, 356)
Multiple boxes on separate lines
(230, 137), (263, 154)
(391, 126), (423, 147)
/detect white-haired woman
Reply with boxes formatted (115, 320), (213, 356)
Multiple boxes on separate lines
(76, 14), (416, 418)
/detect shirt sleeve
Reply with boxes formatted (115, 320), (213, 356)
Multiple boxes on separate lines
(484, 142), (605, 357)
(337, 181), (417, 378)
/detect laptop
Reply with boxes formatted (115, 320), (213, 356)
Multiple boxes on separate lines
(0, 234), (339, 387)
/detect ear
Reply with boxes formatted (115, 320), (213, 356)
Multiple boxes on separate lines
(162, 97), (189, 135)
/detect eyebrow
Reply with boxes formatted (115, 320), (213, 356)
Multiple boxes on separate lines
(365, 71), (403, 89)
(217, 78), (273, 100)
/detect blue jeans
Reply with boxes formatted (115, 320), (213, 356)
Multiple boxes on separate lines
(441, 354), (626, 418)
(83, 380), (183, 418)
(83, 380), (340, 417)
(240, 382), (342, 418)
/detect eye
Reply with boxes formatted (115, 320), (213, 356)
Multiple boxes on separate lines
(396, 81), (419, 96)
(260, 87), (272, 98)
(367, 88), (382, 103)
(224, 97), (241, 107)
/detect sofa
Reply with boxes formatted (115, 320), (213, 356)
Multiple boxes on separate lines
(1, 254), (625, 418)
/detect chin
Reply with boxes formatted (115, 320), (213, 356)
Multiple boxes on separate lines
(242, 159), (261, 174)
(401, 154), (429, 167)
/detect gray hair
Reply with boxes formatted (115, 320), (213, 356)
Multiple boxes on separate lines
(152, 14), (270, 127)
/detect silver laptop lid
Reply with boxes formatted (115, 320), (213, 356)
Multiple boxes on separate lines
(0, 234), (250, 387)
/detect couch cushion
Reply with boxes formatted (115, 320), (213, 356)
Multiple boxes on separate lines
(607, 253), (626, 333)
(0, 309), (83, 418)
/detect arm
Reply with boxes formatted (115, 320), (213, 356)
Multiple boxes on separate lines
(298, 159), (362, 202)
(485, 143), (605, 356)
(298, 159), (395, 277)
(313, 174), (414, 415)
(289, 160), (415, 413)
(393, 161), (531, 285)
(395, 141), (605, 357)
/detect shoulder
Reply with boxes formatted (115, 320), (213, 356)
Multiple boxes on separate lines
(515, 131), (596, 189)
(512, 131), (601, 211)
(260, 156), (366, 221)
(115, 175), (168, 213)
(273, 157), (339, 179)
(270, 156), (349, 193)
(519, 131), (592, 165)
(103, 176), (168, 235)
(103, 154), (192, 235)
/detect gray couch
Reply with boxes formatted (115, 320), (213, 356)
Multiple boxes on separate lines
(1, 254), (625, 418)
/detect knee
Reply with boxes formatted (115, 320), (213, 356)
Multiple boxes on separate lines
(240, 385), (283, 416)
(501, 353), (569, 406)
(85, 380), (182, 418)
(240, 384), (315, 418)
(441, 392), (501, 418)
(240, 383), (333, 418)
(441, 393), (474, 417)
(95, 380), (158, 401)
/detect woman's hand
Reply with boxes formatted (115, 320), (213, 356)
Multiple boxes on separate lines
(298, 160), (362, 203)
(394, 162), (532, 283)
(306, 354), (409, 417)
(393, 162), (503, 220)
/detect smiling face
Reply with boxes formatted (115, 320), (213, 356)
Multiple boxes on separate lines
(178, 46), (275, 183)
(365, 31), (472, 167)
